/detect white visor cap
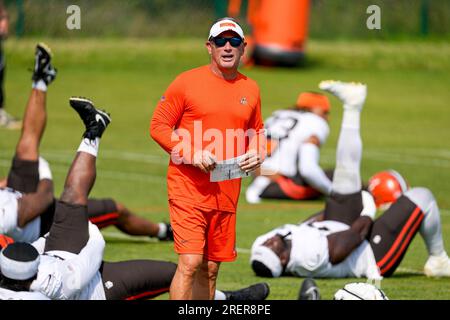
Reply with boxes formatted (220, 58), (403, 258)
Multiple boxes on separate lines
(208, 19), (245, 40)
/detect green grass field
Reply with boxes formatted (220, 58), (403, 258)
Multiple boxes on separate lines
(1, 38), (449, 300)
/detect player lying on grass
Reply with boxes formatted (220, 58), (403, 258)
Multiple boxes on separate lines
(0, 97), (270, 300)
(246, 91), (333, 204)
(0, 43), (172, 243)
(250, 80), (450, 279)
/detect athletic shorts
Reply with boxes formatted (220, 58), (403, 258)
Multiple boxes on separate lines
(100, 260), (176, 300)
(44, 201), (89, 254)
(87, 198), (119, 228)
(260, 170), (334, 201)
(324, 191), (363, 226)
(6, 156), (39, 194)
(169, 199), (237, 262)
(369, 195), (424, 277)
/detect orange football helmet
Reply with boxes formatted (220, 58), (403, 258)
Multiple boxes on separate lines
(368, 170), (409, 209)
(0, 234), (14, 250)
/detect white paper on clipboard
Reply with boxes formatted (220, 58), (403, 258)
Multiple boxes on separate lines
(210, 154), (250, 182)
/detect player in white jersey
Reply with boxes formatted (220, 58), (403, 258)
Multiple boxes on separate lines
(246, 92), (333, 204)
(250, 80), (450, 279)
(0, 43), (56, 242)
(0, 44), (174, 243)
(0, 98), (270, 300)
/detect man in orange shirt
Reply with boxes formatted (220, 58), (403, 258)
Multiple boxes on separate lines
(150, 17), (265, 300)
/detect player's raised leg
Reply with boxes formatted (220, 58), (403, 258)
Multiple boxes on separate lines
(319, 80), (367, 195)
(44, 97), (111, 254)
(7, 43), (56, 193)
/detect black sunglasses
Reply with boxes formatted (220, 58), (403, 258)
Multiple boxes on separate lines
(211, 37), (243, 48)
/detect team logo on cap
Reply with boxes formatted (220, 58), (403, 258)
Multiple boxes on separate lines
(220, 22), (236, 28)
(240, 97), (248, 105)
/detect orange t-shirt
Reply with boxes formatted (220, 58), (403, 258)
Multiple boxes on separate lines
(150, 65), (264, 212)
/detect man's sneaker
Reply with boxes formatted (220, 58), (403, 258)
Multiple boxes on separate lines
(319, 80), (367, 111)
(298, 278), (320, 300)
(223, 283), (270, 301)
(0, 109), (22, 129)
(32, 43), (57, 86)
(157, 223), (174, 241)
(69, 97), (111, 140)
(424, 252), (450, 277)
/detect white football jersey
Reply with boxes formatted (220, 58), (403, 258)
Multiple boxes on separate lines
(30, 223), (106, 300)
(262, 110), (329, 177)
(0, 287), (50, 300)
(252, 222), (381, 280)
(0, 188), (41, 243)
(32, 252), (106, 300)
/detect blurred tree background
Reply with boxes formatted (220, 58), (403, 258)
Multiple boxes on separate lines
(5, 0), (450, 39)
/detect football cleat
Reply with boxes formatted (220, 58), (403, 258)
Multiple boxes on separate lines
(32, 43), (57, 85)
(424, 253), (450, 277)
(69, 97), (111, 141)
(368, 170), (409, 209)
(223, 283), (270, 301)
(319, 80), (367, 110)
(298, 278), (320, 300)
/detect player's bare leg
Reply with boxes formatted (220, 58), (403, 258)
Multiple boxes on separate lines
(60, 98), (111, 205)
(114, 203), (172, 240)
(45, 97), (110, 253)
(14, 43), (56, 161)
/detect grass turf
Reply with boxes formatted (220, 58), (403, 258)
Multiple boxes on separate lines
(1, 38), (449, 299)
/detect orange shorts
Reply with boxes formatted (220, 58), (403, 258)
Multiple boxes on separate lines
(168, 199), (237, 262)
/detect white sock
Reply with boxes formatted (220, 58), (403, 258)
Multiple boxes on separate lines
(157, 223), (167, 239)
(342, 108), (360, 130)
(246, 176), (271, 203)
(331, 109), (362, 194)
(77, 137), (100, 157)
(214, 290), (227, 300)
(32, 79), (48, 92)
(38, 157), (52, 181)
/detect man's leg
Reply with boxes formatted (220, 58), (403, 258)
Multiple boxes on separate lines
(7, 43), (56, 193)
(369, 187), (449, 277)
(168, 200), (211, 300)
(171, 254), (204, 299)
(44, 97), (111, 254)
(319, 80), (367, 223)
(99, 260), (176, 300)
(193, 260), (220, 299)
(193, 210), (236, 300)
(86, 198), (173, 240)
(407, 188), (450, 277)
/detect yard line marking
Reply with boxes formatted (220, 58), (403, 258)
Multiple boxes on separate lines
(101, 231), (158, 242)
(3, 147), (450, 169)
(396, 267), (424, 275)
(0, 159), (166, 184)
